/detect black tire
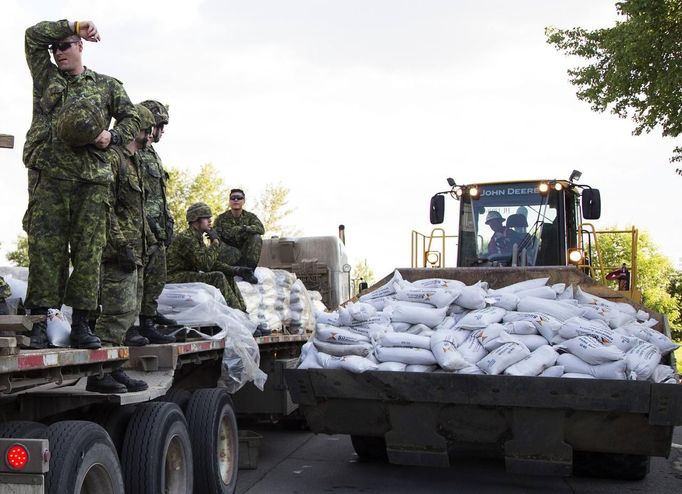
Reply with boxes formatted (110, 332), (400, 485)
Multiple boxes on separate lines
(157, 387), (193, 413)
(350, 435), (388, 461)
(0, 420), (47, 439)
(122, 402), (193, 493)
(186, 388), (239, 494)
(92, 405), (135, 456)
(46, 421), (124, 494)
(573, 451), (650, 480)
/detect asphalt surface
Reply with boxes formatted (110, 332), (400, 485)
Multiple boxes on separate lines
(236, 426), (682, 494)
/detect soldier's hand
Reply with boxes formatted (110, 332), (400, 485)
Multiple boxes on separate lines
(77, 21), (101, 42)
(94, 130), (111, 149)
(206, 229), (220, 242)
(117, 245), (137, 273)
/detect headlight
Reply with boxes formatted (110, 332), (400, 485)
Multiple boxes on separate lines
(469, 186), (479, 198)
(538, 182), (549, 194)
(568, 249), (584, 264)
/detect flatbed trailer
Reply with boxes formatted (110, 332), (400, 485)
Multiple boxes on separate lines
(285, 267), (682, 480)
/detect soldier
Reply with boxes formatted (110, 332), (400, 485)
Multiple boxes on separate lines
(137, 99), (176, 329)
(0, 277), (11, 316)
(87, 105), (165, 394)
(23, 20), (139, 349)
(214, 189), (263, 284)
(166, 203), (252, 311)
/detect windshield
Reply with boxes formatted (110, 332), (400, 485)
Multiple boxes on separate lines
(458, 182), (560, 267)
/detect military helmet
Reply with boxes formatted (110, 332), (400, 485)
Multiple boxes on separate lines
(186, 202), (212, 223)
(140, 100), (169, 126)
(55, 98), (108, 147)
(134, 104), (156, 131)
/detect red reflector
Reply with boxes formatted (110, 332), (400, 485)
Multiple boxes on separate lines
(6, 444), (29, 470)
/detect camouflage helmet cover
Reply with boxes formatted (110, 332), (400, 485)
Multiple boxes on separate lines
(186, 202), (213, 223)
(140, 100), (169, 126)
(134, 104), (156, 131)
(55, 98), (108, 147)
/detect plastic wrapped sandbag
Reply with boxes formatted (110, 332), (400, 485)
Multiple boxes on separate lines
(374, 346), (437, 365)
(376, 361), (407, 372)
(539, 365), (565, 378)
(555, 336), (624, 365)
(624, 342), (661, 380)
(504, 345), (559, 377)
(477, 342), (531, 375)
(430, 329), (470, 371)
(556, 353), (627, 380)
(384, 301), (447, 327)
(46, 308), (71, 347)
(158, 283), (217, 310)
(3, 276), (27, 304)
(313, 338), (372, 357)
(455, 306), (506, 330)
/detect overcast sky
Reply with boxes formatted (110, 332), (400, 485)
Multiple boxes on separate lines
(1, 0), (679, 279)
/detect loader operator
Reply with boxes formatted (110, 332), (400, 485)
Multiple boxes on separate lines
(86, 105), (167, 394)
(166, 203), (251, 311)
(137, 100), (177, 329)
(214, 189), (263, 284)
(485, 211), (524, 258)
(22, 19), (140, 350)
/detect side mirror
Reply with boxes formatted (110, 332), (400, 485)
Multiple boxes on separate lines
(582, 188), (601, 220)
(430, 195), (445, 224)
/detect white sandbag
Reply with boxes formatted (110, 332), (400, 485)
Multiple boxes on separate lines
(559, 317), (614, 343)
(420, 329), (435, 338)
(476, 342), (531, 375)
(376, 361), (407, 372)
(504, 345), (559, 377)
(454, 306), (506, 330)
(454, 282), (487, 310)
(562, 373), (596, 379)
(624, 342), (661, 381)
(555, 336), (624, 365)
(643, 327), (679, 355)
(604, 310), (636, 329)
(430, 329), (470, 371)
(616, 322), (651, 341)
(374, 345), (437, 365)
(379, 332), (431, 350)
(316, 311), (341, 326)
(346, 302), (377, 322)
(3, 276), (27, 303)
(611, 333), (642, 353)
(642, 318), (658, 328)
(363, 296), (394, 311)
(491, 277), (550, 294)
(405, 364), (438, 373)
(298, 342), (322, 369)
(476, 325), (521, 352)
(502, 320), (538, 335)
(574, 286), (619, 310)
(394, 282), (459, 308)
(315, 323), (371, 345)
(636, 309), (650, 322)
(447, 304), (466, 315)
(556, 353), (627, 380)
(359, 270), (403, 302)
(515, 286), (557, 300)
(412, 278), (466, 290)
(651, 364), (677, 384)
(486, 292), (520, 311)
(347, 323), (390, 340)
(552, 283), (566, 295)
(557, 284), (574, 300)
(384, 301), (447, 327)
(317, 353), (378, 373)
(514, 334), (551, 352)
(539, 365), (565, 378)
(503, 311), (563, 344)
(517, 296), (582, 321)
(615, 302), (637, 315)
(313, 338), (372, 357)
(46, 308), (71, 347)
(457, 330), (489, 363)
(434, 316), (457, 331)
(456, 364), (485, 375)
(391, 322), (412, 332)
(404, 323), (432, 335)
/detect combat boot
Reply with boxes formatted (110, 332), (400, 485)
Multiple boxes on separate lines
(237, 266), (259, 284)
(111, 368), (148, 392)
(86, 374), (127, 394)
(27, 308), (49, 349)
(139, 316), (176, 344)
(153, 312), (177, 326)
(124, 326), (149, 347)
(70, 310), (102, 349)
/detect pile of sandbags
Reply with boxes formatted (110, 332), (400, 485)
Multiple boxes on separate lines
(298, 270), (679, 383)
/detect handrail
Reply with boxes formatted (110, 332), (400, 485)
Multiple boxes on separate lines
(411, 229), (458, 268)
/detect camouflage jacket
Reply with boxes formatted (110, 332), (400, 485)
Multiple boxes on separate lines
(138, 145), (172, 241)
(23, 20), (139, 184)
(104, 146), (153, 264)
(214, 210), (264, 247)
(0, 276), (11, 300)
(166, 228), (220, 275)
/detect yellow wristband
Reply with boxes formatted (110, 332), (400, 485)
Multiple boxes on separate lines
(74, 21), (80, 35)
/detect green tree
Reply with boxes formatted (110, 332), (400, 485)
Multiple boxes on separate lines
(252, 182), (301, 238)
(353, 259), (375, 286)
(166, 163), (230, 229)
(546, 0), (682, 165)
(6, 235), (29, 267)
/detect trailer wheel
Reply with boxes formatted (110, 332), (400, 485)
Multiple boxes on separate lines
(46, 421), (124, 494)
(350, 435), (388, 461)
(157, 387), (192, 413)
(186, 388), (238, 494)
(573, 451), (651, 480)
(92, 405), (135, 456)
(122, 402), (193, 494)
(0, 420), (47, 439)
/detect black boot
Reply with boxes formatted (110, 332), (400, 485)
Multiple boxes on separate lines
(27, 308), (49, 349)
(70, 310), (102, 349)
(111, 368), (148, 392)
(153, 312), (177, 326)
(86, 374), (127, 394)
(237, 266), (259, 284)
(124, 326), (149, 347)
(139, 317), (176, 344)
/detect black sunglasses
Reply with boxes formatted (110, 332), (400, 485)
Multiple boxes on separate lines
(50, 41), (78, 53)
(230, 195), (244, 201)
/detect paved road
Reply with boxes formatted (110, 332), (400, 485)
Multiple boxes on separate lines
(237, 426), (682, 494)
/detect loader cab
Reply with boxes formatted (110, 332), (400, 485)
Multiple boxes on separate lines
(430, 178), (601, 268)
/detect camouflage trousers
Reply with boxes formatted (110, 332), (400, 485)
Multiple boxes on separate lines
(221, 234), (262, 269)
(24, 175), (108, 310)
(94, 261), (143, 345)
(140, 243), (166, 317)
(166, 271), (246, 311)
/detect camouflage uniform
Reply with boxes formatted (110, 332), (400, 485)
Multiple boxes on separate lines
(214, 209), (264, 269)
(166, 228), (246, 311)
(93, 146), (151, 344)
(0, 277), (11, 301)
(23, 20), (139, 311)
(138, 144), (172, 318)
